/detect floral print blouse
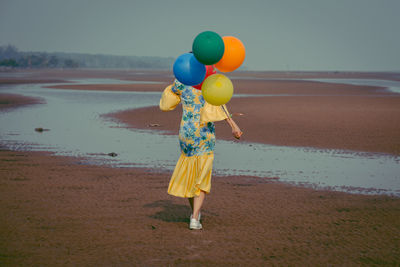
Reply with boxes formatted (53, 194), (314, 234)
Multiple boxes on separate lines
(171, 80), (217, 157)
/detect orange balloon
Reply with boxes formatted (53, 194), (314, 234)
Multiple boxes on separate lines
(215, 36), (246, 72)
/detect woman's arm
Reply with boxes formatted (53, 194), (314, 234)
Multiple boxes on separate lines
(220, 105), (242, 139)
(159, 85), (181, 111)
(225, 117), (243, 139)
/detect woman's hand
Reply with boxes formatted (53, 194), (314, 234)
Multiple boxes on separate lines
(232, 127), (243, 139)
(228, 118), (242, 139)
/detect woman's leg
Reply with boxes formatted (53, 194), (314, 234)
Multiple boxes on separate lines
(192, 191), (205, 220)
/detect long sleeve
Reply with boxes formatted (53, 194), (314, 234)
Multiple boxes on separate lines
(159, 85), (181, 111)
(200, 103), (229, 123)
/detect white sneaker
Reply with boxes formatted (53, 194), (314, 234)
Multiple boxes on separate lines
(190, 212), (201, 221)
(189, 214), (203, 230)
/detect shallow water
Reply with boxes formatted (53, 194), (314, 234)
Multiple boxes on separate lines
(66, 78), (164, 85)
(307, 78), (400, 94)
(231, 76), (400, 94)
(0, 79), (399, 196)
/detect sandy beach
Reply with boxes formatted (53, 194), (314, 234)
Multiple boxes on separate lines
(1, 69), (400, 266)
(1, 149), (399, 266)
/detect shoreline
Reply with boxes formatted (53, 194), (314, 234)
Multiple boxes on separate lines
(1, 70), (399, 156)
(21, 69), (397, 155)
(105, 87), (400, 156)
(1, 88), (399, 196)
(4, 69), (400, 155)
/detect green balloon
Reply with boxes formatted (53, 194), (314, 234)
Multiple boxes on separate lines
(192, 31), (225, 65)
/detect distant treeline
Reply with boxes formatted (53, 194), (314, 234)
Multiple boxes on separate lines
(0, 45), (175, 69)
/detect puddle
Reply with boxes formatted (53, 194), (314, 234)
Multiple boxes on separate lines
(0, 78), (399, 196)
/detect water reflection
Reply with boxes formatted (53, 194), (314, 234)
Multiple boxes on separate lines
(0, 79), (399, 196)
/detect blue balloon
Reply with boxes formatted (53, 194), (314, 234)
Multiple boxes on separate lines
(173, 53), (206, 86)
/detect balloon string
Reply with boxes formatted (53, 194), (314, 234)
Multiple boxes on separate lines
(221, 105), (231, 118)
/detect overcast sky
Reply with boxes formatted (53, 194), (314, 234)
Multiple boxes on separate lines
(1, 0), (399, 71)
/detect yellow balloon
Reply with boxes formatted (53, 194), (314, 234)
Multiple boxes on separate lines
(201, 74), (233, 106)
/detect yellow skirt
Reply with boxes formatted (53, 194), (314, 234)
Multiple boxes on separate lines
(168, 153), (214, 198)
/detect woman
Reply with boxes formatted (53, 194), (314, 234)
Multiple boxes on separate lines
(160, 79), (242, 230)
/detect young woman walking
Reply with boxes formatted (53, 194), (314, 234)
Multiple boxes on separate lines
(160, 79), (242, 230)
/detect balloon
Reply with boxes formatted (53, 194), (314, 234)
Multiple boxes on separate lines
(193, 65), (217, 90)
(173, 53), (206, 86)
(215, 36), (246, 72)
(201, 74), (233, 106)
(192, 31), (225, 65)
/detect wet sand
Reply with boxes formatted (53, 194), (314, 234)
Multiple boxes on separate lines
(1, 69), (400, 265)
(0, 93), (43, 112)
(1, 149), (399, 266)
